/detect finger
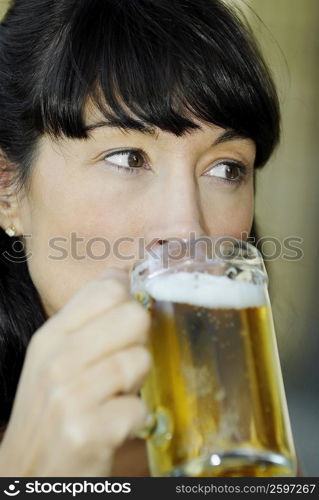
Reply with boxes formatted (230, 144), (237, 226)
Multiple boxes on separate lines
(99, 395), (148, 449)
(63, 300), (151, 372)
(48, 396), (148, 473)
(32, 300), (151, 386)
(42, 268), (131, 335)
(64, 345), (152, 408)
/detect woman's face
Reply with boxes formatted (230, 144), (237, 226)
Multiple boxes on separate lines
(14, 111), (256, 317)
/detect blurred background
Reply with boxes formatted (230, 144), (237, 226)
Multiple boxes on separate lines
(239, 0), (319, 476)
(1, 0), (318, 476)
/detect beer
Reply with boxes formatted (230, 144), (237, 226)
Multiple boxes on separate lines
(138, 271), (297, 477)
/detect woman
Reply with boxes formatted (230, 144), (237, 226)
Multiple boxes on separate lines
(0, 0), (282, 476)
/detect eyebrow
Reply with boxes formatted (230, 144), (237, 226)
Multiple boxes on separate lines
(84, 121), (156, 135)
(84, 121), (250, 143)
(212, 129), (251, 145)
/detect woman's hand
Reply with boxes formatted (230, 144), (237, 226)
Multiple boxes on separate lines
(0, 268), (151, 477)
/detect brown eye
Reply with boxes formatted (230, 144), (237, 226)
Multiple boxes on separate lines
(225, 164), (241, 180)
(104, 149), (149, 174)
(204, 161), (246, 184)
(128, 151), (144, 168)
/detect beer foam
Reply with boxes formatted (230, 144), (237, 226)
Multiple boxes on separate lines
(145, 272), (266, 309)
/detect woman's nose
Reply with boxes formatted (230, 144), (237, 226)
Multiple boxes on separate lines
(144, 174), (207, 246)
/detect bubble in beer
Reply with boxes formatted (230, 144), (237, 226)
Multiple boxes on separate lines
(145, 272), (266, 309)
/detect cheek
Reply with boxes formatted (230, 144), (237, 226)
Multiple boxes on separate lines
(202, 184), (254, 238)
(23, 167), (144, 315)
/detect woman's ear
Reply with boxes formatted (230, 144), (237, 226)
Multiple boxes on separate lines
(0, 149), (24, 236)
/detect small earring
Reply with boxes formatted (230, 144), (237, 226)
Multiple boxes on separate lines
(5, 224), (17, 237)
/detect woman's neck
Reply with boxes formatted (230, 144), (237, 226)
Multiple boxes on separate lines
(111, 438), (150, 477)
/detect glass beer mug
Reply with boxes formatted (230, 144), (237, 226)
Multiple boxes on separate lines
(131, 237), (297, 477)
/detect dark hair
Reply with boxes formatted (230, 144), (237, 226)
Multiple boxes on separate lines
(0, 0), (280, 426)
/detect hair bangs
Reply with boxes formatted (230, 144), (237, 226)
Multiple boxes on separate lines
(32, 0), (279, 166)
